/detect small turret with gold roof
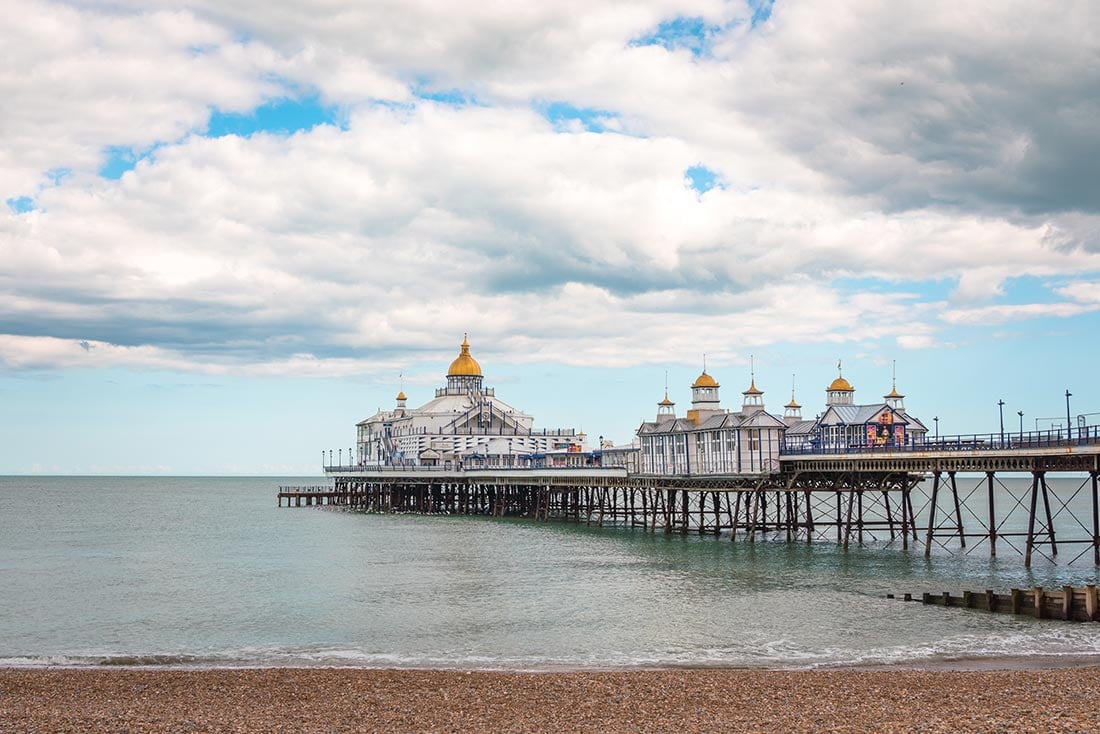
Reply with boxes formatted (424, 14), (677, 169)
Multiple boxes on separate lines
(741, 356), (765, 413)
(784, 375), (802, 423)
(826, 360), (855, 406)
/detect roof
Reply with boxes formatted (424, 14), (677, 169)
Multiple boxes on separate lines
(828, 376), (854, 392)
(691, 370), (719, 388)
(447, 334), (482, 377)
(784, 419), (818, 436)
(638, 409), (786, 434)
(820, 404), (909, 426)
(742, 379), (763, 395)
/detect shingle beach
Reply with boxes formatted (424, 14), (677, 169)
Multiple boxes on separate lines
(3, 666), (1099, 733)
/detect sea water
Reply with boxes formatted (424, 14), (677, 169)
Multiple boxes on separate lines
(2, 475), (1100, 670)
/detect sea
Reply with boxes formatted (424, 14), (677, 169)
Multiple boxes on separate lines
(3, 475), (1100, 671)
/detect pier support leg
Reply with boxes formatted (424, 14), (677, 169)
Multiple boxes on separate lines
(950, 471), (966, 549)
(1026, 472), (1041, 568)
(1092, 472), (1100, 566)
(804, 489), (814, 544)
(924, 471), (941, 558)
(901, 484), (909, 551)
(1041, 474), (1058, 556)
(987, 471), (997, 558)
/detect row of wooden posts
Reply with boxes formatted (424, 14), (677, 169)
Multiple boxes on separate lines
(278, 481), (922, 548)
(892, 585), (1100, 622)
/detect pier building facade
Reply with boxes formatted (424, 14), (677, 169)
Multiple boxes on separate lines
(636, 371), (787, 475)
(782, 368), (929, 452)
(356, 336), (583, 467)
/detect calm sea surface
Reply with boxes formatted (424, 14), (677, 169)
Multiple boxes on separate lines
(2, 475), (1100, 670)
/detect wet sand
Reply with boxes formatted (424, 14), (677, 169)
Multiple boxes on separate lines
(3, 666), (1100, 733)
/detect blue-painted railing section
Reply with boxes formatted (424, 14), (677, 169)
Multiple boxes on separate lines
(779, 425), (1100, 456)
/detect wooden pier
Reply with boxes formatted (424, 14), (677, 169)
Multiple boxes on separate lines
(284, 438), (1100, 566)
(897, 585), (1100, 622)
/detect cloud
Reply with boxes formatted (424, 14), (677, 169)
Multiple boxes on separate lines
(3, 1), (1100, 378)
(941, 302), (1100, 327)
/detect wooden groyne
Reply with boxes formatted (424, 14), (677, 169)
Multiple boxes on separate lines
(891, 585), (1100, 622)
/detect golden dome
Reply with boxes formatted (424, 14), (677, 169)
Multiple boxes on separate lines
(885, 386), (903, 398)
(447, 334), (482, 377)
(658, 392), (675, 406)
(396, 391), (407, 401)
(828, 376), (854, 392)
(785, 397), (801, 409)
(692, 371), (719, 388)
(743, 379), (763, 395)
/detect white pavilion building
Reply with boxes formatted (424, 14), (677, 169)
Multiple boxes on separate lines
(356, 335), (584, 468)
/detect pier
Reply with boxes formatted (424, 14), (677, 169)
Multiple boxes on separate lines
(290, 427), (1100, 567)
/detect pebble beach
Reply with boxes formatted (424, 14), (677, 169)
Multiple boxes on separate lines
(3, 666), (1100, 733)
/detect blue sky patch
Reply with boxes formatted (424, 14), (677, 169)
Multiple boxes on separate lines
(749, 0), (775, 27)
(99, 145), (151, 180)
(630, 16), (717, 57)
(207, 96), (339, 138)
(412, 80), (482, 107)
(535, 101), (620, 133)
(685, 165), (723, 194)
(6, 196), (35, 214)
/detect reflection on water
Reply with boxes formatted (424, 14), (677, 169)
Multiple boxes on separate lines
(1, 476), (1099, 670)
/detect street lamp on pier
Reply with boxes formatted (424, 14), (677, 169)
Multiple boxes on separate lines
(934, 416), (939, 442)
(998, 399), (1005, 445)
(1066, 390), (1073, 440)
(1018, 410), (1024, 437)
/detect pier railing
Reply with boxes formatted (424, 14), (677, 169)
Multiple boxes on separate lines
(780, 424), (1100, 456)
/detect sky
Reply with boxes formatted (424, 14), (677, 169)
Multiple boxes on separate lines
(2, 0), (1100, 475)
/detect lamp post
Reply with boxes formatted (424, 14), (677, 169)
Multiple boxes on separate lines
(934, 416), (939, 442)
(998, 399), (1005, 445)
(1018, 410), (1024, 438)
(1066, 390), (1073, 440)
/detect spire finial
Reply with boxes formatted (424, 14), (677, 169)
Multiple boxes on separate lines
(703, 353), (707, 373)
(892, 359), (897, 391)
(837, 358), (843, 377)
(664, 369), (669, 394)
(791, 373), (796, 401)
(750, 354), (755, 381)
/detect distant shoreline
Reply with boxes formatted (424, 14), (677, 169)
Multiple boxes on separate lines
(5, 666), (1099, 732)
